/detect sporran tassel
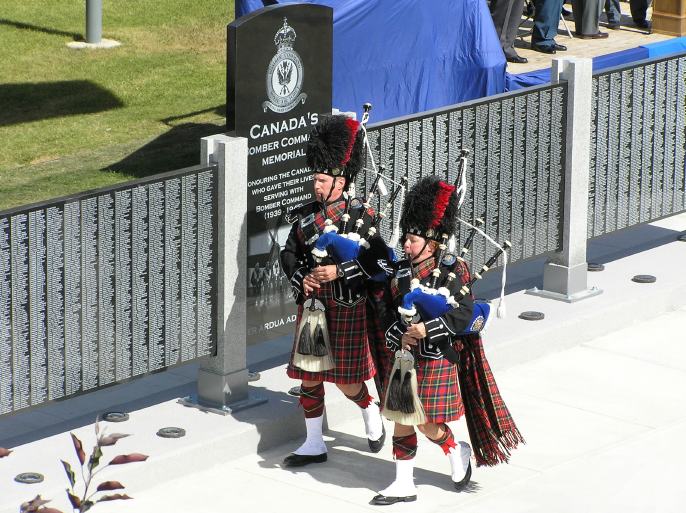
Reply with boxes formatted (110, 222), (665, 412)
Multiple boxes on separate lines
(385, 367), (404, 412)
(296, 319), (314, 355)
(382, 350), (426, 426)
(311, 321), (328, 357)
(293, 299), (335, 372)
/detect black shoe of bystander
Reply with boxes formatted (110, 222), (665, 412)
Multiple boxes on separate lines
(532, 45), (556, 54)
(506, 54), (528, 64)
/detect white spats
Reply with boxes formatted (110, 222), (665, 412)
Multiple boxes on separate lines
(293, 415), (327, 456)
(361, 401), (384, 441)
(377, 459), (416, 498)
(448, 441), (471, 481)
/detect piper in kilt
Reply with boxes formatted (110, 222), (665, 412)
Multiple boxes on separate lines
(279, 115), (386, 468)
(370, 176), (524, 506)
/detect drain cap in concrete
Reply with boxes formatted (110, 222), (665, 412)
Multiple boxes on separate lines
(157, 427), (186, 438)
(102, 411), (129, 423)
(632, 275), (656, 283)
(519, 311), (545, 321)
(15, 472), (44, 484)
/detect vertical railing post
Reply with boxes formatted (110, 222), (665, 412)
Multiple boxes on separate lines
(86, 0), (103, 44)
(181, 134), (267, 414)
(528, 57), (602, 302)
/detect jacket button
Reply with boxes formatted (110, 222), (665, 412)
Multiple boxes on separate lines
(428, 344), (433, 349)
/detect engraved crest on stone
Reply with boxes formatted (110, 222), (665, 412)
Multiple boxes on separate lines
(263, 18), (307, 114)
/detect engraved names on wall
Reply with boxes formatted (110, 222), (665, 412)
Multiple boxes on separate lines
(0, 166), (217, 415)
(361, 84), (567, 264)
(589, 56), (686, 237)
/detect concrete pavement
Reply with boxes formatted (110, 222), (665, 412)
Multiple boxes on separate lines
(1, 214), (686, 513)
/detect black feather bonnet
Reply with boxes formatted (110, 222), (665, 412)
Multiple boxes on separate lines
(400, 176), (459, 241)
(306, 114), (364, 181)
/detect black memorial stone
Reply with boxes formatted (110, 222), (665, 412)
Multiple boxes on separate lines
(228, 4), (332, 345)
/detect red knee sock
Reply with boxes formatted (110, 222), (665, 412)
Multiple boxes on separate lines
(300, 383), (325, 418)
(344, 382), (373, 408)
(428, 423), (457, 455)
(392, 433), (418, 460)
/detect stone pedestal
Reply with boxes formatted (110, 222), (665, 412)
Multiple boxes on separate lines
(179, 134), (267, 415)
(653, 0), (686, 36)
(526, 58), (603, 303)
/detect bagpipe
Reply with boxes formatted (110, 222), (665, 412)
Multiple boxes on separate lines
(397, 151), (510, 340)
(294, 104), (405, 372)
(310, 103), (406, 280)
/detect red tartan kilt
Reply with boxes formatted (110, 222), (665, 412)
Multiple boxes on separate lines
(287, 281), (376, 384)
(415, 352), (464, 424)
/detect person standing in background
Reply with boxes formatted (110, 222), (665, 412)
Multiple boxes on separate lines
(531, 0), (568, 53)
(490, 0), (529, 63)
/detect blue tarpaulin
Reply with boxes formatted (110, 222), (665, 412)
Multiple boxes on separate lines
(505, 36), (686, 91)
(236, 0), (506, 122)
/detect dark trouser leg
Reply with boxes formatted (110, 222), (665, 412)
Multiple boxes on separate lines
(532, 0), (564, 48)
(604, 0), (621, 24)
(572, 0), (601, 35)
(491, 0), (527, 57)
(630, 0), (649, 23)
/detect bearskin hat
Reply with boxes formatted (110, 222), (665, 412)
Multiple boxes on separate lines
(306, 114), (364, 181)
(400, 176), (459, 241)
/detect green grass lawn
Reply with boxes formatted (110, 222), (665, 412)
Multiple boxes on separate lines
(0, 0), (234, 211)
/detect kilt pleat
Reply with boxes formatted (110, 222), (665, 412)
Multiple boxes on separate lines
(287, 281), (375, 384)
(415, 352), (464, 424)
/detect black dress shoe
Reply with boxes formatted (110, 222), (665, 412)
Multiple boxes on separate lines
(368, 423), (386, 453)
(453, 462), (472, 492)
(370, 494), (417, 506)
(282, 452), (327, 467)
(506, 55), (528, 64)
(532, 45), (556, 54)
(606, 22), (621, 29)
(576, 31), (609, 39)
(634, 19), (651, 29)
(553, 43), (567, 51)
